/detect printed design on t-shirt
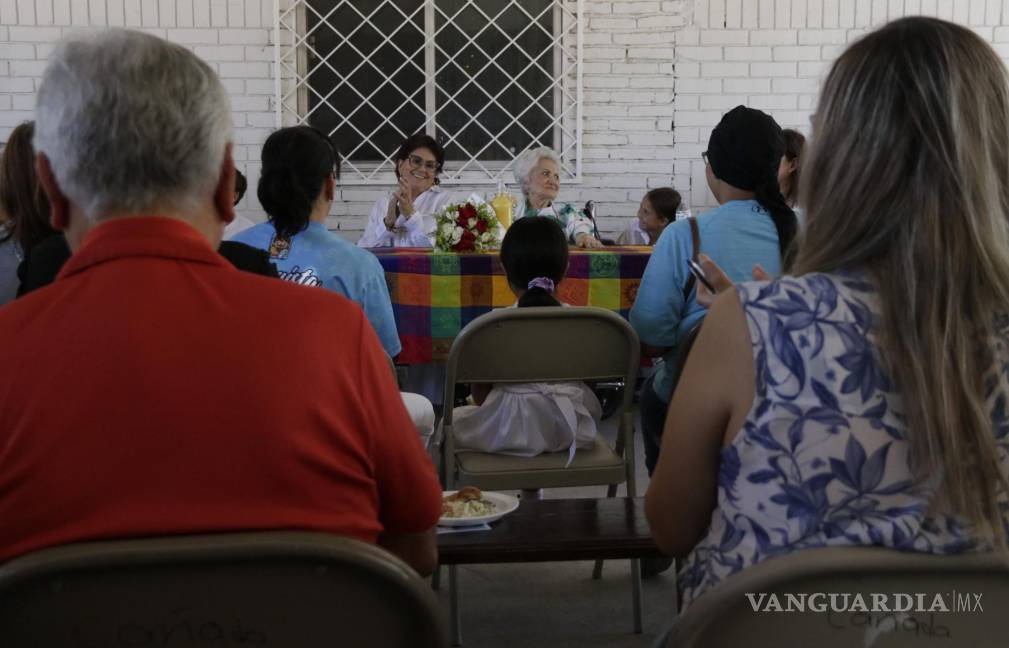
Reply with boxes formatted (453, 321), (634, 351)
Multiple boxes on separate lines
(278, 265), (323, 288)
(268, 235), (291, 260)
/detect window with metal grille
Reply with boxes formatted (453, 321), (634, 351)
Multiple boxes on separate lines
(275, 0), (583, 185)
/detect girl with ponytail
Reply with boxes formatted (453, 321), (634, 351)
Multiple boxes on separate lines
(453, 216), (603, 461)
(630, 105), (796, 483)
(232, 126), (402, 358)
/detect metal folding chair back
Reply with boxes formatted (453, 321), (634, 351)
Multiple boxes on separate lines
(441, 306), (640, 493)
(667, 546), (1009, 648)
(0, 531), (447, 648)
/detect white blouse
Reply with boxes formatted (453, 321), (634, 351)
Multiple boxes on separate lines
(616, 219), (650, 245)
(357, 187), (456, 248)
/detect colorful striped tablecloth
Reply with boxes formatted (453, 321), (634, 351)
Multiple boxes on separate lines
(370, 246), (652, 364)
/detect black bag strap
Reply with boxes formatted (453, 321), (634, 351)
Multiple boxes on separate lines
(682, 216), (700, 300)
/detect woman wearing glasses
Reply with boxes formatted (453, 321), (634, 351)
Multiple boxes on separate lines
(513, 146), (602, 248)
(358, 134), (453, 248)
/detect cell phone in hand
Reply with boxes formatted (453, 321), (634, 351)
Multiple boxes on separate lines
(688, 258), (716, 293)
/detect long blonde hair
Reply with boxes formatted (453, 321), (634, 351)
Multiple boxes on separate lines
(794, 17), (1009, 544)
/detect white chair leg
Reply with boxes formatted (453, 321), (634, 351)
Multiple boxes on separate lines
(450, 565), (462, 646)
(631, 558), (643, 634)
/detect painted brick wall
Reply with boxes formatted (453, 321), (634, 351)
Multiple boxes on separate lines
(1, 0), (1008, 240)
(675, 0), (1009, 210)
(0, 0), (277, 227)
(573, 0), (684, 237)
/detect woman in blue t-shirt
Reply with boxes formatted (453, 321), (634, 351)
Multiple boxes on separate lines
(233, 126), (401, 358)
(630, 106), (798, 483)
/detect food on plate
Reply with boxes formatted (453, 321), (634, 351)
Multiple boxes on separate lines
(442, 487), (497, 518)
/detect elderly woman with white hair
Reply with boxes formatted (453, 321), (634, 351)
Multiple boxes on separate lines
(513, 147), (602, 248)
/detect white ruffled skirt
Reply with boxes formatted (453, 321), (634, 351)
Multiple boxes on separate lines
(452, 382), (602, 466)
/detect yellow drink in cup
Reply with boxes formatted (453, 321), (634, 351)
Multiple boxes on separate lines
(491, 181), (513, 229)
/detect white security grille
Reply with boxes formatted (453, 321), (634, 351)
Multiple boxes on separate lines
(274, 0), (583, 185)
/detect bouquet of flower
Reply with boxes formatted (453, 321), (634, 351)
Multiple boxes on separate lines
(434, 201), (501, 253)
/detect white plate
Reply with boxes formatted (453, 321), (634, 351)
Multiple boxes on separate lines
(438, 490), (520, 527)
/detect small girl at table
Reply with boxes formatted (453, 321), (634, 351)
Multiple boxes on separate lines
(452, 216), (602, 463)
(617, 187), (682, 246)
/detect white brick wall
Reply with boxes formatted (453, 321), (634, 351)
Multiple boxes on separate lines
(1, 0), (1008, 239)
(558, 0), (683, 236)
(0, 0), (276, 227)
(675, 0), (1009, 210)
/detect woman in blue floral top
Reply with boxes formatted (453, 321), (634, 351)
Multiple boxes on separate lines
(512, 147), (602, 248)
(646, 16), (1009, 612)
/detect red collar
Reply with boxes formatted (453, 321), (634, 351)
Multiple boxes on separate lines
(58, 216), (228, 281)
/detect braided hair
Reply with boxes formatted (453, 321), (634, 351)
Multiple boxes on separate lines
(754, 162), (798, 267)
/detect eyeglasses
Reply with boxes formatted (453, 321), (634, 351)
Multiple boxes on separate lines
(701, 151), (709, 165)
(407, 154), (439, 172)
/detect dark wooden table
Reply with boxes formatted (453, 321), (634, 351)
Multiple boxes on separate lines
(438, 497), (662, 645)
(437, 496), (664, 564)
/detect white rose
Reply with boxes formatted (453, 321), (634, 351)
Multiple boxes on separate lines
(452, 226), (463, 244)
(440, 223), (455, 237)
(480, 232), (491, 242)
(468, 218), (477, 228)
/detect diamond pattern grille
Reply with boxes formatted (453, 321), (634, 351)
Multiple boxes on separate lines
(275, 0), (583, 184)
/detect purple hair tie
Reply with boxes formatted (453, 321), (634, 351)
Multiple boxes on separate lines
(527, 277), (555, 293)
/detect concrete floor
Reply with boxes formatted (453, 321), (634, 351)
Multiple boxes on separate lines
(433, 406), (680, 648)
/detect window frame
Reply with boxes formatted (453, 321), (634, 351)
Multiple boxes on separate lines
(273, 0), (584, 186)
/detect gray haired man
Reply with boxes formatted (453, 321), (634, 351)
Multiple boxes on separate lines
(0, 29), (443, 574)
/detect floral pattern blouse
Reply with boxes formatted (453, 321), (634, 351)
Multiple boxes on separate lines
(678, 271), (1009, 609)
(520, 201), (595, 243)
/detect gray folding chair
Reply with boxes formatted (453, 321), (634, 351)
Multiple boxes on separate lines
(667, 546), (1009, 647)
(441, 306), (639, 493)
(0, 531), (446, 648)
(438, 306), (641, 644)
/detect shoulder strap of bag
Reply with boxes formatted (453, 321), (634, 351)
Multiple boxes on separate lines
(682, 216), (700, 300)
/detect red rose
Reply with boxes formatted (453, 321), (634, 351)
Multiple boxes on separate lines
(456, 229), (477, 252)
(456, 214), (468, 227)
(459, 203), (477, 221)
(475, 218), (488, 233)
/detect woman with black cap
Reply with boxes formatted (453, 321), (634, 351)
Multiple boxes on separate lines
(629, 105), (797, 492)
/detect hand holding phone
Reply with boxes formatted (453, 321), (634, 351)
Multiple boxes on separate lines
(688, 258), (716, 293)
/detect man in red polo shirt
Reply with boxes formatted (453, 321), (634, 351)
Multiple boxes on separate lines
(0, 28), (442, 575)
